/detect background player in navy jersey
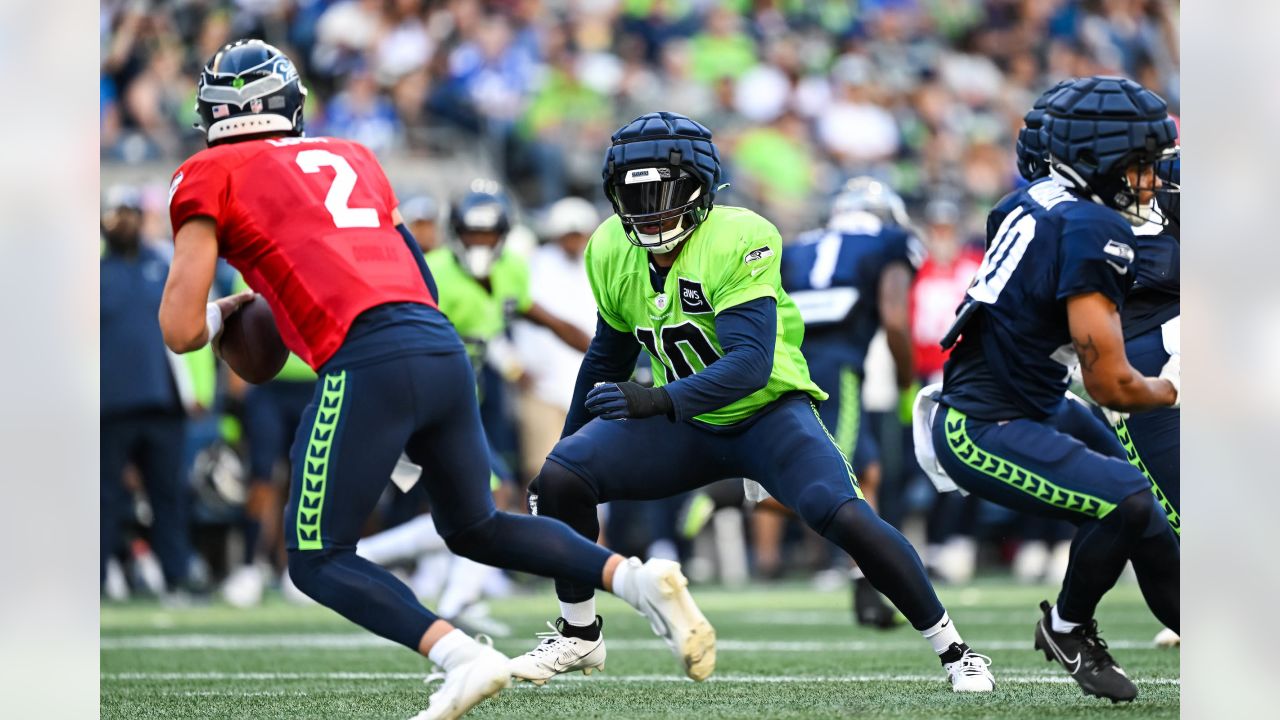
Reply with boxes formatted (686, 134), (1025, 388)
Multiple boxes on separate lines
(779, 178), (925, 628)
(157, 40), (714, 720)
(1008, 83), (1183, 557)
(923, 76), (1180, 702)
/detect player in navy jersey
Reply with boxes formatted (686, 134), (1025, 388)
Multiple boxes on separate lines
(1111, 157), (1180, 537)
(1006, 83), (1182, 546)
(779, 178), (925, 627)
(924, 76), (1180, 702)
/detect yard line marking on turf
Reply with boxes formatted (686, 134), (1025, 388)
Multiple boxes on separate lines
(99, 634), (1162, 652)
(734, 610), (1160, 626)
(101, 671), (1180, 686)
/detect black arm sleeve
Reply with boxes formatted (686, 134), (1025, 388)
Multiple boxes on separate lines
(663, 296), (776, 422)
(397, 223), (439, 303)
(561, 315), (642, 439)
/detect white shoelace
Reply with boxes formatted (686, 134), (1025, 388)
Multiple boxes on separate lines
(526, 622), (572, 660)
(954, 651), (993, 677)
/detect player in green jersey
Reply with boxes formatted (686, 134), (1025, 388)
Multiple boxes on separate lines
(426, 181), (591, 384)
(509, 112), (995, 693)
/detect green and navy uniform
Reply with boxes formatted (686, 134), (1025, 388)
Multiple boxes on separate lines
(423, 246), (528, 485)
(424, 246), (532, 373)
(936, 177), (1178, 626)
(1109, 217), (1180, 533)
(539, 206), (947, 629)
(780, 215), (924, 472)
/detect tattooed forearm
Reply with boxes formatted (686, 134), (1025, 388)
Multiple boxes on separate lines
(1073, 334), (1100, 373)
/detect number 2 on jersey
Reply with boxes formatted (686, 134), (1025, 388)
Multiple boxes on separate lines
(294, 149), (380, 229)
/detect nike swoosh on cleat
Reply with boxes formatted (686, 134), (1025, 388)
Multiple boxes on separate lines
(642, 599), (673, 641)
(1041, 624), (1083, 674)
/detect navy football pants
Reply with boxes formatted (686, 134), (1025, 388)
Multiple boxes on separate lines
(283, 350), (616, 651)
(1105, 327), (1180, 534)
(807, 358), (880, 474)
(933, 400), (1178, 630)
(537, 396), (947, 630)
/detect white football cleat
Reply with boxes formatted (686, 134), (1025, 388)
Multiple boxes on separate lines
(626, 558), (716, 681)
(944, 646), (996, 692)
(1154, 627), (1180, 648)
(509, 618), (606, 685)
(412, 640), (512, 720)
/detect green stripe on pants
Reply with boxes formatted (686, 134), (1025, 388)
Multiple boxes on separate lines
(1112, 418), (1180, 535)
(943, 407), (1116, 519)
(809, 403), (863, 500)
(296, 371), (347, 550)
(836, 367), (860, 459)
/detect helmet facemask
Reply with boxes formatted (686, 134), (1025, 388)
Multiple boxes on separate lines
(450, 198), (509, 278)
(607, 164), (709, 254)
(1050, 145), (1178, 228)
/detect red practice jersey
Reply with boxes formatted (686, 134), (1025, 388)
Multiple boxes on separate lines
(168, 136), (435, 369)
(909, 247), (983, 383)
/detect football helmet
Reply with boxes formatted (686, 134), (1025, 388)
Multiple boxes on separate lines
(829, 177), (909, 230)
(1015, 79), (1075, 182)
(602, 112), (724, 254)
(195, 39), (308, 145)
(1042, 76), (1179, 226)
(449, 181), (512, 278)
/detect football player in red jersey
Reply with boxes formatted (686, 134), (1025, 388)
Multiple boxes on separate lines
(158, 40), (715, 720)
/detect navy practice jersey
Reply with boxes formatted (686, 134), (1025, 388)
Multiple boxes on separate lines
(992, 184), (1179, 342)
(942, 178), (1139, 420)
(1122, 218), (1179, 340)
(780, 212), (925, 372)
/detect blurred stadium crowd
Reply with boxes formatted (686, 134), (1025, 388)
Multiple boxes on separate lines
(100, 0), (1180, 604)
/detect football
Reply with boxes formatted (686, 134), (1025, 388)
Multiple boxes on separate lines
(215, 295), (289, 384)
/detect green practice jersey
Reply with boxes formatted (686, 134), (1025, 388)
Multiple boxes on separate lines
(425, 247), (533, 359)
(585, 205), (826, 426)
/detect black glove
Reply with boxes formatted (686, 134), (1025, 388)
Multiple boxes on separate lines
(583, 381), (673, 420)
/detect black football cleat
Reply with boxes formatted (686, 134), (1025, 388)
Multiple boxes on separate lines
(1033, 601), (1137, 703)
(853, 577), (903, 630)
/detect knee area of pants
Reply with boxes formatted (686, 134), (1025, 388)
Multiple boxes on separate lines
(287, 549), (334, 595)
(535, 462), (594, 504)
(798, 487), (860, 534)
(1111, 491), (1159, 537)
(442, 513), (501, 559)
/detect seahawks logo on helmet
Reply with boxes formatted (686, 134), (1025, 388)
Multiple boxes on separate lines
(194, 39), (308, 145)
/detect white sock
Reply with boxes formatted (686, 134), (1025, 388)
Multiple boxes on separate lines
(427, 629), (480, 671)
(611, 556), (643, 605)
(921, 612), (964, 655)
(1051, 605), (1081, 634)
(560, 598), (597, 627)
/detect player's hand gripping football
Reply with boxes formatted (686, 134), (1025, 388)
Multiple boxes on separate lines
(214, 289), (256, 322)
(585, 381), (674, 420)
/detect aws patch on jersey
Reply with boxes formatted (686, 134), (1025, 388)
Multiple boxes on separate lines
(744, 246), (774, 264)
(678, 277), (712, 314)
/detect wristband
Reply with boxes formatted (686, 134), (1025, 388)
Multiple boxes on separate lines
(206, 303), (223, 346)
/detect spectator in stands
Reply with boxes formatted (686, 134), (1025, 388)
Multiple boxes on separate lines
(513, 197), (600, 481)
(400, 194), (442, 253)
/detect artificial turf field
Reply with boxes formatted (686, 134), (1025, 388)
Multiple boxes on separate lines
(101, 578), (1178, 719)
